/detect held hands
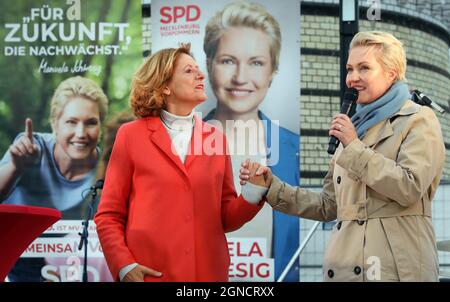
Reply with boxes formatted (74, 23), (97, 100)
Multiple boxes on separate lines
(122, 264), (162, 282)
(329, 114), (357, 147)
(9, 118), (39, 171)
(239, 159), (273, 188)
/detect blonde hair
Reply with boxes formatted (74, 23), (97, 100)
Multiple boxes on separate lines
(50, 76), (108, 132)
(130, 44), (192, 118)
(350, 31), (407, 81)
(204, 1), (281, 74)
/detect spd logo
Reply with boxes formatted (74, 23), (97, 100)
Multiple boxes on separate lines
(160, 5), (201, 24)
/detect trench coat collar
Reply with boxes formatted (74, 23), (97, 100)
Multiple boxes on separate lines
(145, 113), (210, 178)
(361, 100), (420, 147)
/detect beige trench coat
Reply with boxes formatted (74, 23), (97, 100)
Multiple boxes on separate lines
(267, 100), (445, 281)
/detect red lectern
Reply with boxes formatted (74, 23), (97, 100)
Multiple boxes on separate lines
(0, 204), (61, 282)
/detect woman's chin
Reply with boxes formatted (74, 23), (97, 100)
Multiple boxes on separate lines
(356, 98), (370, 104)
(226, 105), (259, 116)
(66, 148), (95, 161)
(189, 95), (207, 107)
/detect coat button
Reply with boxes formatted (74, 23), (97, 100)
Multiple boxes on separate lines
(337, 176), (341, 184)
(327, 269), (334, 278)
(357, 220), (365, 225)
(336, 221), (342, 230)
(354, 266), (362, 275)
(185, 215), (191, 222)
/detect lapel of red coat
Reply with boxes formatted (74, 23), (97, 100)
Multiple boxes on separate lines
(184, 114), (212, 169)
(146, 116), (189, 179)
(145, 114), (214, 179)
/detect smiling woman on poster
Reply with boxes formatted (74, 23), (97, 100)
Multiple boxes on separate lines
(0, 76), (108, 281)
(202, 1), (300, 281)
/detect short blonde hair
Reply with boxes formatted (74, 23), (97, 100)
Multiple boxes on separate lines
(204, 1), (281, 74)
(350, 31), (407, 81)
(50, 76), (108, 132)
(130, 44), (191, 118)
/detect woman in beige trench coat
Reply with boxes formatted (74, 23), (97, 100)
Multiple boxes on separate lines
(239, 31), (445, 281)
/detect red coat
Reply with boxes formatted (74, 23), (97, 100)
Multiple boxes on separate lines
(94, 115), (262, 281)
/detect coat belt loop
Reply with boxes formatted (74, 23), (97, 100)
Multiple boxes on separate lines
(357, 201), (368, 222)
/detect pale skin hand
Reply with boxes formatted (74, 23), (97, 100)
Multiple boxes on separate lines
(239, 159), (273, 188)
(9, 118), (39, 171)
(0, 118), (40, 197)
(329, 113), (357, 147)
(122, 264), (162, 282)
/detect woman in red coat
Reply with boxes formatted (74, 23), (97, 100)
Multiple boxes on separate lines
(94, 44), (264, 282)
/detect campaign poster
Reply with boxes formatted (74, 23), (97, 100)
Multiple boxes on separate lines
(151, 0), (301, 281)
(0, 0), (142, 282)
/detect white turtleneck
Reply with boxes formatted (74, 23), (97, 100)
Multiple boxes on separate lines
(160, 109), (195, 163)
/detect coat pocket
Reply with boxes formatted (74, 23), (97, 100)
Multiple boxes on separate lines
(379, 217), (420, 281)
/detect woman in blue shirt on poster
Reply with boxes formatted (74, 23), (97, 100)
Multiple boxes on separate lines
(203, 1), (300, 281)
(0, 76), (108, 281)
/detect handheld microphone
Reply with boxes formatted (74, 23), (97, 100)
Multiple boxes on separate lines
(90, 179), (104, 190)
(327, 88), (359, 155)
(411, 90), (445, 115)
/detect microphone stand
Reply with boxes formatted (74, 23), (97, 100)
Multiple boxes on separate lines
(277, 221), (321, 282)
(78, 185), (100, 282)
